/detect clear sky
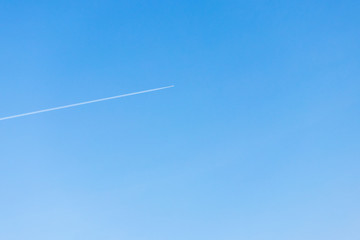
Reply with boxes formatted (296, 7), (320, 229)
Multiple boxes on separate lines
(0, 1), (359, 239)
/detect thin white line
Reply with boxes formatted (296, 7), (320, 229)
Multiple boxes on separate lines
(0, 85), (174, 121)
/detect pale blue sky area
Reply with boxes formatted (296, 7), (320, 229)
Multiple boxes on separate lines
(0, 1), (359, 239)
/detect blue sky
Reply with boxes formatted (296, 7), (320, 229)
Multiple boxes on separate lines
(0, 1), (359, 239)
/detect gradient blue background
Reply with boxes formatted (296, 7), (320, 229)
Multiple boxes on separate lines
(1, 1), (359, 239)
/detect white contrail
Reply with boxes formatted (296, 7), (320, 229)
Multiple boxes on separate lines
(0, 85), (174, 121)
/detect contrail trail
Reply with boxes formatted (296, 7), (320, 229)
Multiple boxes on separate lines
(0, 85), (174, 121)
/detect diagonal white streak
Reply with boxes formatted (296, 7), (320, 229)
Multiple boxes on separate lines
(0, 85), (174, 121)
